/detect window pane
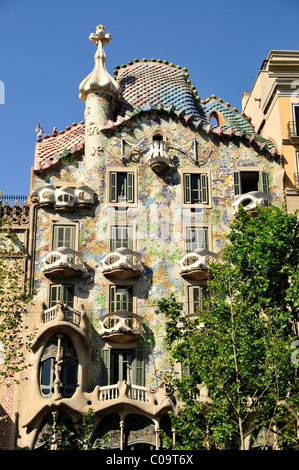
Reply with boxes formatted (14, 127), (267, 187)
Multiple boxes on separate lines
(53, 225), (75, 250)
(40, 358), (53, 386)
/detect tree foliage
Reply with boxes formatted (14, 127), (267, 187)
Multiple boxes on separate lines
(0, 216), (32, 385)
(156, 206), (299, 450)
(39, 409), (109, 450)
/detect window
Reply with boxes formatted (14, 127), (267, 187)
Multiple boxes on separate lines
(233, 170), (269, 196)
(109, 171), (135, 204)
(109, 285), (133, 313)
(52, 225), (76, 250)
(188, 285), (208, 315)
(50, 284), (74, 308)
(186, 226), (209, 252)
(293, 105), (299, 136)
(110, 225), (133, 251)
(183, 172), (209, 204)
(39, 334), (78, 398)
(101, 348), (144, 386)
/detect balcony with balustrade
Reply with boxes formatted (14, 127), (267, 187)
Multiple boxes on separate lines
(147, 140), (170, 173)
(31, 184), (95, 210)
(178, 248), (218, 281)
(99, 310), (145, 343)
(44, 302), (82, 327)
(42, 246), (85, 278)
(101, 247), (143, 280)
(232, 191), (272, 216)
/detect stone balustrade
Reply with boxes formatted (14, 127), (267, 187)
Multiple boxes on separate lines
(147, 140), (170, 172)
(178, 248), (218, 280)
(101, 247), (143, 280)
(44, 303), (82, 326)
(99, 310), (144, 342)
(31, 184), (95, 209)
(232, 191), (272, 215)
(42, 246), (85, 278)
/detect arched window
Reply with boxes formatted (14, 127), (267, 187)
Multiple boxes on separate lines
(39, 334), (78, 399)
(209, 112), (219, 126)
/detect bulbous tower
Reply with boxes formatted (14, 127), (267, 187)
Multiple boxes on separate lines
(79, 25), (120, 187)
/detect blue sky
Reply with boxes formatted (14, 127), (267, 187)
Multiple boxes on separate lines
(0, 0), (298, 197)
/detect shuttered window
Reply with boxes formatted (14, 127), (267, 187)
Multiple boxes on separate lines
(233, 171), (269, 195)
(109, 171), (135, 203)
(183, 173), (209, 204)
(188, 285), (208, 315)
(49, 284), (74, 308)
(109, 285), (133, 313)
(53, 225), (76, 250)
(186, 227), (209, 252)
(101, 348), (144, 386)
(110, 225), (133, 250)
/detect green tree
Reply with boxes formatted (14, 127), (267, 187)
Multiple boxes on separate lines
(39, 409), (109, 450)
(156, 206), (299, 450)
(0, 215), (32, 385)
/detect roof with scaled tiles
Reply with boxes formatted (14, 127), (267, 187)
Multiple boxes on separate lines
(33, 58), (277, 172)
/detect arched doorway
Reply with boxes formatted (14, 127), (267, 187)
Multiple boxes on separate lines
(93, 413), (121, 449)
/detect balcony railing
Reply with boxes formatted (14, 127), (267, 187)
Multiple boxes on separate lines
(99, 310), (144, 342)
(42, 247), (85, 278)
(101, 247), (143, 280)
(232, 191), (272, 215)
(44, 303), (82, 326)
(31, 184), (95, 209)
(147, 141), (170, 173)
(98, 382), (149, 403)
(179, 248), (218, 280)
(287, 121), (299, 141)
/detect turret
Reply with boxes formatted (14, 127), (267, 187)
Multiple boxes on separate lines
(79, 25), (120, 187)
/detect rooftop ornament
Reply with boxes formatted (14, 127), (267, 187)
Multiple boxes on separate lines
(79, 24), (120, 102)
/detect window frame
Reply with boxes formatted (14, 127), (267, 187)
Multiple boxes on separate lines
(187, 284), (208, 316)
(109, 224), (135, 252)
(49, 283), (75, 308)
(233, 167), (269, 196)
(181, 169), (212, 209)
(109, 284), (134, 313)
(184, 224), (211, 253)
(107, 167), (137, 207)
(101, 347), (144, 386)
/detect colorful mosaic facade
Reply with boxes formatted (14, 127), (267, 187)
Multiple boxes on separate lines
(1, 25), (284, 450)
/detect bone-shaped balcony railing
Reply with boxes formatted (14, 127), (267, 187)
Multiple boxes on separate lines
(147, 141), (170, 172)
(101, 247), (143, 279)
(31, 184), (95, 208)
(178, 248), (218, 280)
(232, 191), (272, 215)
(42, 246), (85, 277)
(99, 310), (145, 342)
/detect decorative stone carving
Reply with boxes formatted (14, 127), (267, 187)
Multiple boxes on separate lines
(147, 140), (170, 173)
(31, 184), (95, 210)
(0, 200), (30, 227)
(99, 310), (144, 343)
(79, 24), (120, 102)
(101, 247), (143, 280)
(178, 248), (218, 280)
(232, 191), (272, 215)
(42, 247), (85, 279)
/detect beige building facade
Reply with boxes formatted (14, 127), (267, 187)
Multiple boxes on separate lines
(242, 50), (299, 214)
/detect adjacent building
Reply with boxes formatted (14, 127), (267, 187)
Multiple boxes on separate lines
(242, 50), (299, 214)
(0, 26), (285, 450)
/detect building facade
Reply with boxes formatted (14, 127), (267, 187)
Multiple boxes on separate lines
(0, 26), (285, 450)
(242, 50), (299, 214)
